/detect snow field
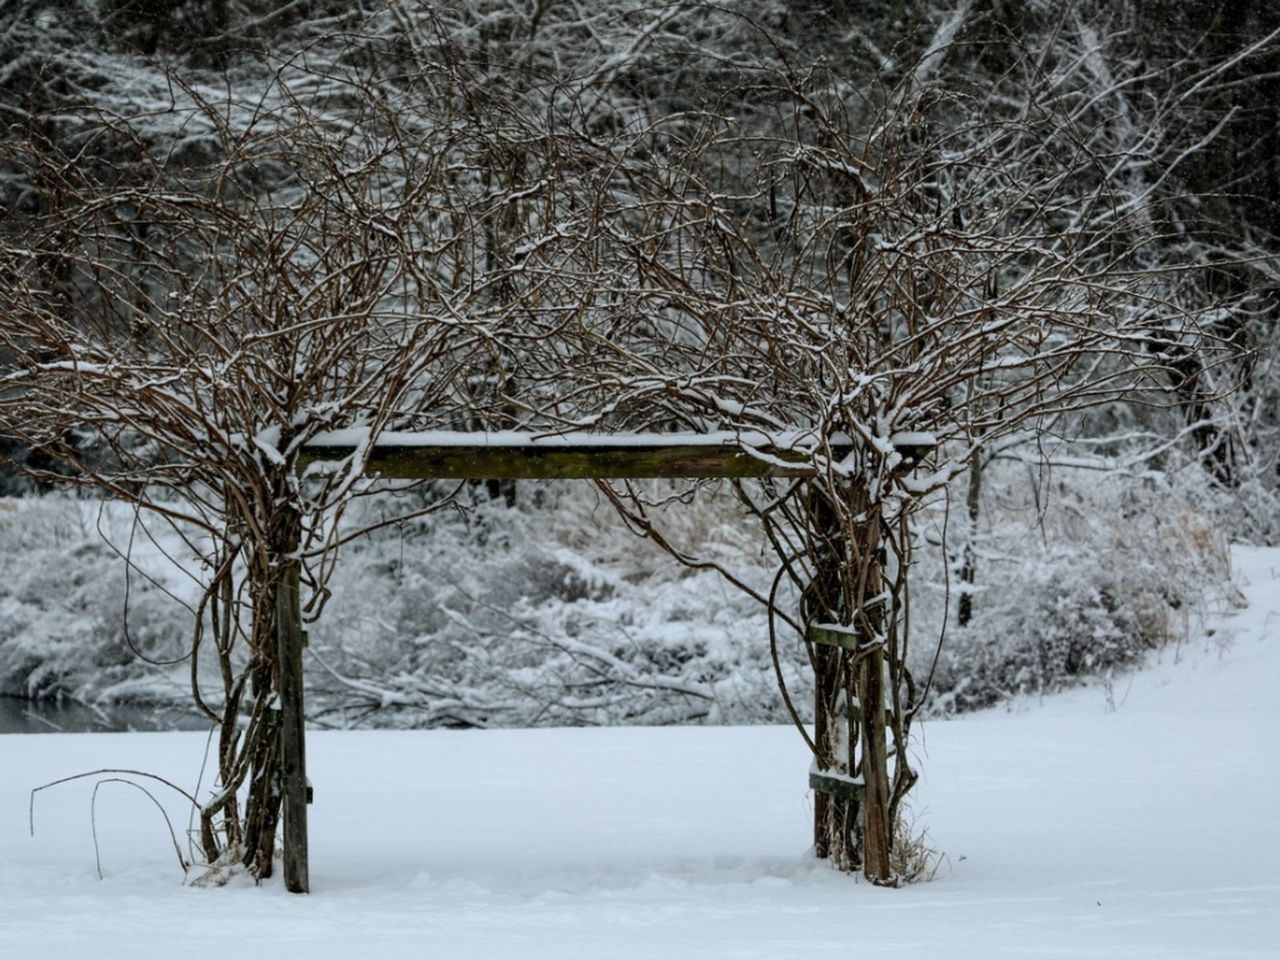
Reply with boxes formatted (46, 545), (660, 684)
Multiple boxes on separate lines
(0, 547), (1276, 959)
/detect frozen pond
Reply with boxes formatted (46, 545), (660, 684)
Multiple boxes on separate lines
(0, 696), (208, 734)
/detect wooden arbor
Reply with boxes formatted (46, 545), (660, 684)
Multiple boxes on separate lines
(281, 431), (932, 892)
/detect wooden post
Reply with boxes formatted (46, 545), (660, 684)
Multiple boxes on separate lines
(276, 558), (310, 893)
(806, 486), (899, 882)
(858, 639), (892, 883)
(807, 487), (863, 870)
(811, 638), (836, 860)
(851, 531), (893, 885)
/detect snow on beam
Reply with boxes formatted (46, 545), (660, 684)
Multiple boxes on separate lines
(301, 430), (934, 481)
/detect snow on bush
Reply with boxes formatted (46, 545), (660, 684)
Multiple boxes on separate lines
(914, 462), (1239, 715)
(305, 483), (803, 728)
(0, 463), (1240, 727)
(0, 498), (194, 704)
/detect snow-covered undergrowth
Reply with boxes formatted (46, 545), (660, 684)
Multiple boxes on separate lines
(915, 463), (1241, 714)
(0, 487), (802, 726)
(306, 484), (792, 728)
(0, 467), (1242, 727)
(0, 547), (1275, 959)
(0, 497), (195, 705)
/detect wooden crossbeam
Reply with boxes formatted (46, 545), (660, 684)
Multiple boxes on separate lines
(301, 431), (934, 481)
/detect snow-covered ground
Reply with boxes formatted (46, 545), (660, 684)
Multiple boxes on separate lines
(1, 548), (1276, 959)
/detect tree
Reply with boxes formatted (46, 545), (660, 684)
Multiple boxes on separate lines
(529, 52), (1233, 878)
(0, 51), (650, 880)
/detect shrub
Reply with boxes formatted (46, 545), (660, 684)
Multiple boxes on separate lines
(915, 462), (1237, 715)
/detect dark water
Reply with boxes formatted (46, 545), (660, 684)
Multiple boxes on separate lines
(0, 696), (210, 734)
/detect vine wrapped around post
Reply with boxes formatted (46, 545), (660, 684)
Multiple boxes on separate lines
(804, 480), (912, 884)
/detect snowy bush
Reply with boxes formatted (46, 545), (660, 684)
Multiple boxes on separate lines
(304, 484), (806, 729)
(915, 461), (1238, 715)
(0, 464), (1240, 728)
(0, 485), (803, 730)
(0, 498), (194, 704)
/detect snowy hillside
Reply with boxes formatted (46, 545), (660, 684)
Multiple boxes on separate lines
(0, 547), (1274, 958)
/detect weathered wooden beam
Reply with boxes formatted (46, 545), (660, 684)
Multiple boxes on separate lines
(303, 440), (817, 480)
(859, 632), (892, 884)
(301, 432), (933, 481)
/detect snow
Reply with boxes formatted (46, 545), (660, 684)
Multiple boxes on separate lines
(305, 429), (935, 458)
(307, 428), (814, 449)
(0, 547), (1276, 959)
(252, 425), (286, 467)
(888, 431), (937, 446)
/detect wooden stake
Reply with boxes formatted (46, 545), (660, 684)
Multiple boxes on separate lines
(276, 559), (310, 893)
(858, 641), (892, 884)
(812, 639), (835, 860)
(807, 487), (863, 870)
